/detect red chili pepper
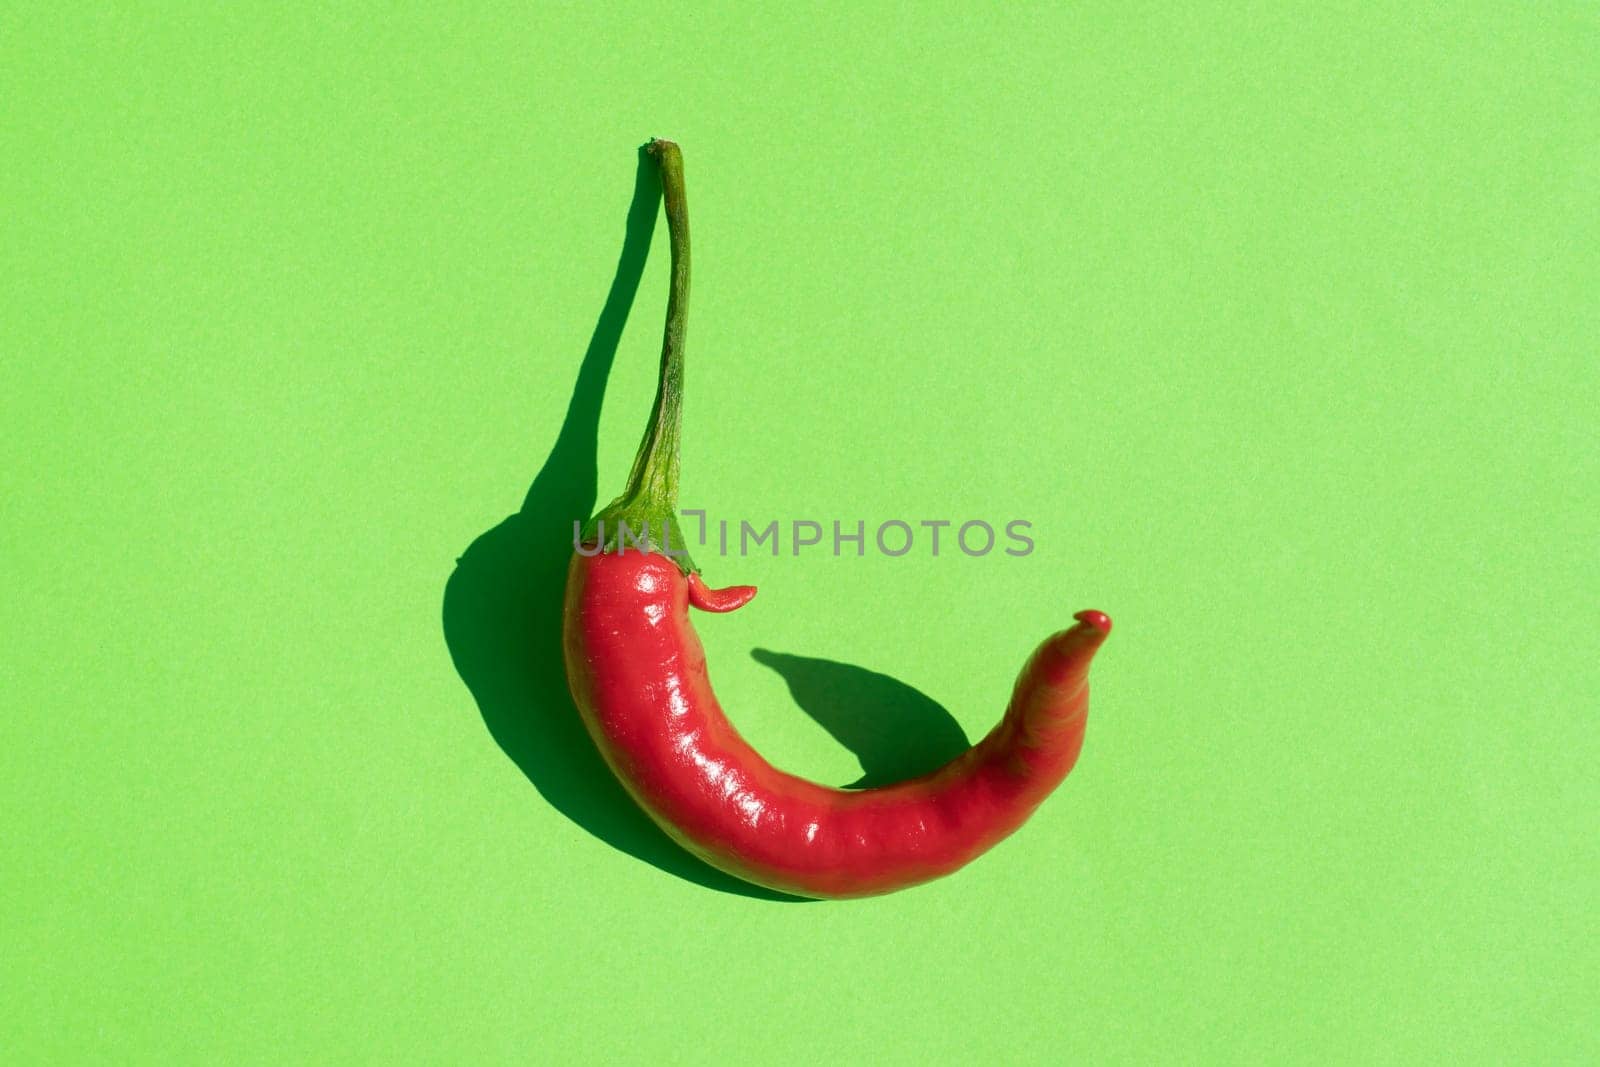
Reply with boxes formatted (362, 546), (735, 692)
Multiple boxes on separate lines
(562, 140), (1111, 899)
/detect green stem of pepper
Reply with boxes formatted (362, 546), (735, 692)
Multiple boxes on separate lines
(585, 139), (697, 572)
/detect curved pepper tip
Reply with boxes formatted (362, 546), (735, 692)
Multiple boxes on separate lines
(1073, 609), (1112, 635)
(687, 573), (758, 613)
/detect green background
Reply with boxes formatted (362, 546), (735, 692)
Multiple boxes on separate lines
(5, 4), (1595, 1062)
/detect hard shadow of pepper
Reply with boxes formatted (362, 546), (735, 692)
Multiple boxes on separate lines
(442, 148), (803, 901)
(750, 651), (970, 788)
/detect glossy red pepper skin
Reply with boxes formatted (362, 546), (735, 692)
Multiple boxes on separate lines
(563, 548), (1110, 899)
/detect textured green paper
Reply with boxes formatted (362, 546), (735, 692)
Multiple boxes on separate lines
(4, 4), (1595, 1062)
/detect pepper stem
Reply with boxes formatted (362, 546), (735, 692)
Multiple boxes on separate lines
(585, 139), (697, 572)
